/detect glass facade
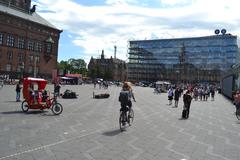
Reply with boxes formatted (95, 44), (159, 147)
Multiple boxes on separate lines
(128, 34), (240, 83)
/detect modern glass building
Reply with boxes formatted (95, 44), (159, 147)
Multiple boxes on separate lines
(128, 34), (240, 83)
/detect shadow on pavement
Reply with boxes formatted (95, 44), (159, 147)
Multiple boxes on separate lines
(235, 121), (240, 124)
(102, 129), (122, 136)
(3, 100), (20, 103)
(1, 110), (48, 115)
(178, 118), (188, 120)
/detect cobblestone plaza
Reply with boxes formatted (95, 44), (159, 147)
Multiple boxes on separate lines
(0, 84), (240, 160)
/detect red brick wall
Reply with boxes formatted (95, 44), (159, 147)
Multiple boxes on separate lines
(0, 12), (61, 79)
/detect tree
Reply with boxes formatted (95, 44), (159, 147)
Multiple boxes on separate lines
(57, 58), (87, 76)
(58, 60), (72, 71)
(68, 58), (86, 70)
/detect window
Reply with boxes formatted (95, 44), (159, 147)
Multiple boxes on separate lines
(17, 37), (25, 49)
(35, 42), (42, 52)
(6, 64), (11, 71)
(18, 53), (24, 62)
(17, 65), (22, 72)
(29, 55), (33, 63)
(28, 66), (33, 73)
(28, 40), (34, 51)
(0, 33), (3, 45)
(7, 51), (13, 61)
(35, 56), (40, 63)
(46, 43), (52, 54)
(7, 34), (14, 47)
(35, 67), (39, 74)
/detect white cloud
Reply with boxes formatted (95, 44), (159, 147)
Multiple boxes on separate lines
(33, 0), (240, 64)
(160, 0), (192, 6)
(106, 0), (138, 6)
(67, 34), (72, 38)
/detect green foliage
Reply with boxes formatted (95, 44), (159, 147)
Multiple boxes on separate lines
(57, 58), (87, 76)
(88, 64), (113, 80)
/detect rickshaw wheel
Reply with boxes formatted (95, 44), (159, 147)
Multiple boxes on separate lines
(51, 103), (63, 115)
(21, 100), (29, 112)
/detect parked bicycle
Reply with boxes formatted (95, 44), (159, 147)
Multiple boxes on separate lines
(119, 107), (134, 131)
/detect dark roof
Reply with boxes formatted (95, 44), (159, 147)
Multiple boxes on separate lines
(0, 4), (61, 31)
(91, 57), (126, 64)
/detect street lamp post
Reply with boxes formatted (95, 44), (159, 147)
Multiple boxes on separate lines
(20, 62), (25, 79)
(34, 57), (37, 78)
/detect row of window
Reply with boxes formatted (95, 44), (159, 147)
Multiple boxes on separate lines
(0, 32), (52, 53)
(5, 63), (39, 74)
(0, 50), (40, 64)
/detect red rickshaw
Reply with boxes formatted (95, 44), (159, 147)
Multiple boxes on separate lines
(21, 77), (63, 115)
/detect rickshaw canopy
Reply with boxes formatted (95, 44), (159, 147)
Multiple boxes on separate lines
(23, 77), (48, 100)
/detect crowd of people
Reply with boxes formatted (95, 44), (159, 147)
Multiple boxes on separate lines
(166, 84), (217, 119)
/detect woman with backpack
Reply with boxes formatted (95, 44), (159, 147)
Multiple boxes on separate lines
(119, 82), (136, 112)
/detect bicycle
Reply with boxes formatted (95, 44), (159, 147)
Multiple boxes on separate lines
(119, 106), (134, 131)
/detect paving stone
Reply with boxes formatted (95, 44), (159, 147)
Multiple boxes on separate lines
(0, 85), (240, 160)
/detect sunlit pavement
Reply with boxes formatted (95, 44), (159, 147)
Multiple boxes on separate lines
(0, 84), (239, 160)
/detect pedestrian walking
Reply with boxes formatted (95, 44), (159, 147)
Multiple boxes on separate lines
(16, 82), (22, 102)
(167, 87), (174, 105)
(94, 81), (96, 88)
(210, 87), (215, 101)
(54, 84), (61, 97)
(182, 90), (192, 119)
(174, 87), (181, 107)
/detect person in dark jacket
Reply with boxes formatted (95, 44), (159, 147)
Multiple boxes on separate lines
(182, 90), (192, 119)
(54, 84), (61, 97)
(174, 87), (181, 107)
(16, 82), (22, 102)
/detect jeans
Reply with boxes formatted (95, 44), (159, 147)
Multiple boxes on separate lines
(16, 92), (20, 101)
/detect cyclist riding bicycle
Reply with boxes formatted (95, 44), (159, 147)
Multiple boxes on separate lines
(119, 82), (136, 123)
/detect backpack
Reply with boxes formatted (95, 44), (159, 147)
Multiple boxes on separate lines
(119, 91), (130, 105)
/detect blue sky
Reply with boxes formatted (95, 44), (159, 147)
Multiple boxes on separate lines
(32, 0), (240, 64)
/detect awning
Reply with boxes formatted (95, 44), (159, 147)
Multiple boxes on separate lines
(65, 74), (82, 78)
(60, 77), (75, 80)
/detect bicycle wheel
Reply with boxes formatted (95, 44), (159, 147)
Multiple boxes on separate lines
(21, 100), (29, 112)
(236, 109), (240, 120)
(51, 103), (63, 115)
(128, 109), (134, 125)
(119, 111), (126, 131)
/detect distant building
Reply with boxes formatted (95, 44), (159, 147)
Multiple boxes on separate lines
(128, 34), (240, 83)
(88, 50), (127, 81)
(0, 0), (62, 80)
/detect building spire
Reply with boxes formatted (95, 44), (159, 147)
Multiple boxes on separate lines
(101, 50), (104, 59)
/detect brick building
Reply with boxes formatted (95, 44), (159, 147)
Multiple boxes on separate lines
(0, 0), (62, 80)
(88, 50), (127, 81)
